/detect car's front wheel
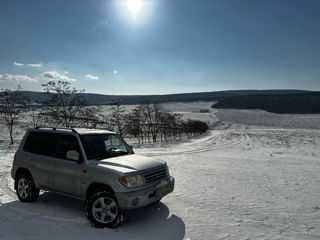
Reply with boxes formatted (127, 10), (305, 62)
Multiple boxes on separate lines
(85, 191), (122, 228)
(16, 172), (39, 202)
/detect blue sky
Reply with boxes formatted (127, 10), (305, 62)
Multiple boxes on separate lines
(0, 0), (319, 94)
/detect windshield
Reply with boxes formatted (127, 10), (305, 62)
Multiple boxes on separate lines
(80, 134), (133, 160)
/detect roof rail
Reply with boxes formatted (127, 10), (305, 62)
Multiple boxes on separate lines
(35, 126), (78, 133)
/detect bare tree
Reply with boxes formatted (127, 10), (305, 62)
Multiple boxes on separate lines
(183, 119), (209, 137)
(141, 103), (165, 143)
(0, 85), (28, 145)
(127, 103), (208, 143)
(127, 107), (143, 143)
(78, 105), (102, 128)
(28, 103), (45, 128)
(108, 99), (127, 137)
(41, 81), (87, 127)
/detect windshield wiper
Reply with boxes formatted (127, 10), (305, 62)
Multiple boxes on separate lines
(90, 151), (132, 160)
(92, 153), (112, 160)
(114, 151), (131, 157)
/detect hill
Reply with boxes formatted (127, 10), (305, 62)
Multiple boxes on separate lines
(212, 92), (320, 114)
(22, 89), (310, 105)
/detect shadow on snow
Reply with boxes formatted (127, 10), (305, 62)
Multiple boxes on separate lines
(0, 190), (185, 240)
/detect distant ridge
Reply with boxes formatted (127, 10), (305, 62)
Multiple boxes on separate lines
(21, 89), (310, 105)
(212, 92), (320, 114)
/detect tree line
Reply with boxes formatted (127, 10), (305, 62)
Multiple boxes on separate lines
(0, 81), (208, 145)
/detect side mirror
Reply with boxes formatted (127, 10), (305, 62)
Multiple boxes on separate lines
(66, 150), (80, 161)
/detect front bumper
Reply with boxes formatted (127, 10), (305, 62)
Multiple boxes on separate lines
(116, 176), (175, 210)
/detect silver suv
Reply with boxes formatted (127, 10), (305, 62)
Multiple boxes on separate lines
(11, 127), (175, 228)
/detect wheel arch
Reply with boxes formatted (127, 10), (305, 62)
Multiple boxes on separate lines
(14, 167), (32, 190)
(85, 182), (115, 201)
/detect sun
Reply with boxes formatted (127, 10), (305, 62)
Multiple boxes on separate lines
(127, 0), (143, 14)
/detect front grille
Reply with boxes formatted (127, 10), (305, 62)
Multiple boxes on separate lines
(143, 166), (167, 184)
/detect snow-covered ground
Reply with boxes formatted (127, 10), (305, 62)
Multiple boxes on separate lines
(1, 102), (320, 239)
(215, 108), (320, 130)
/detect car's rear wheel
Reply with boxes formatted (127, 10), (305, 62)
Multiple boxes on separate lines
(16, 172), (39, 202)
(85, 191), (122, 228)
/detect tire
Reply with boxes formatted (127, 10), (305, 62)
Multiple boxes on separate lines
(85, 191), (122, 228)
(16, 172), (39, 202)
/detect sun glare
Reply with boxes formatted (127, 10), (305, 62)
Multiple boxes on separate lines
(127, 0), (143, 14)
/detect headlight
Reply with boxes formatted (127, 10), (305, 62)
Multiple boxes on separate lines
(120, 174), (144, 187)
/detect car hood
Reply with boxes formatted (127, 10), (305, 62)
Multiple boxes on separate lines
(95, 154), (165, 173)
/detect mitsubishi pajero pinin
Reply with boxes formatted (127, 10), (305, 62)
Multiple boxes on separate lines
(11, 127), (175, 228)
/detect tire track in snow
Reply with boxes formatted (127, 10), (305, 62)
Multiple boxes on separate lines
(142, 133), (249, 157)
(0, 172), (16, 199)
(0, 172), (87, 224)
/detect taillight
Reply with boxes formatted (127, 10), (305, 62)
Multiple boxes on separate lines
(13, 154), (16, 165)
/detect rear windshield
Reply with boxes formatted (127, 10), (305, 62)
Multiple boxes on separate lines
(80, 134), (133, 160)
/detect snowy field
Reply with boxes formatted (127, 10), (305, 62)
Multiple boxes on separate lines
(1, 102), (320, 239)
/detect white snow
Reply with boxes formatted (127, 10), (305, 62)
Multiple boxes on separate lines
(1, 103), (320, 239)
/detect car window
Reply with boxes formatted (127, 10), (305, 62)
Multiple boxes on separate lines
(23, 132), (56, 156)
(80, 134), (133, 160)
(23, 132), (81, 161)
(105, 135), (127, 152)
(23, 132), (38, 153)
(54, 134), (81, 161)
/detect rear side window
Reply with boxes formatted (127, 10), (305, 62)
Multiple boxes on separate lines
(23, 132), (56, 156)
(23, 132), (81, 161)
(22, 132), (37, 153)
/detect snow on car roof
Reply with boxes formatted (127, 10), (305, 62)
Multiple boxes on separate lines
(73, 128), (115, 135)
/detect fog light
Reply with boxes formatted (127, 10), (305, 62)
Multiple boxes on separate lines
(132, 198), (139, 206)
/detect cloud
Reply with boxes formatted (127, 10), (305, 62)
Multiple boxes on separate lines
(13, 61), (25, 66)
(42, 71), (76, 82)
(85, 74), (99, 80)
(113, 70), (118, 75)
(13, 61), (43, 67)
(0, 74), (38, 82)
(27, 62), (43, 67)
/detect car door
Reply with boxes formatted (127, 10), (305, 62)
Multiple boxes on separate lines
(49, 133), (84, 197)
(22, 132), (54, 188)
